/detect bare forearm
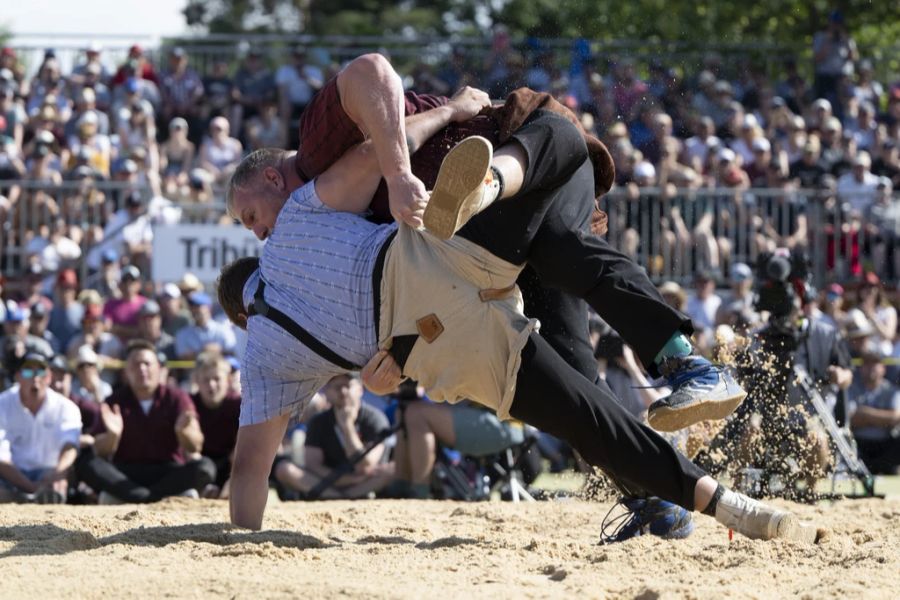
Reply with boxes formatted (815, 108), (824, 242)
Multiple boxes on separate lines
(54, 445), (78, 477)
(178, 426), (204, 455)
(230, 467), (269, 530)
(851, 407), (900, 429)
(337, 53), (411, 180)
(406, 105), (454, 154)
(0, 462), (35, 492)
(93, 432), (120, 459)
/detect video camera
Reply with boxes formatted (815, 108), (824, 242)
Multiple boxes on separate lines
(754, 249), (811, 319)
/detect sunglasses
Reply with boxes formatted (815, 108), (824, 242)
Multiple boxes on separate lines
(20, 368), (48, 379)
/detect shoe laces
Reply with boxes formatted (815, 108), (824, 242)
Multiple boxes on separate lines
(598, 498), (648, 545)
(659, 356), (724, 389)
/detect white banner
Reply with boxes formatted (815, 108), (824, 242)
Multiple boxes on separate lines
(151, 224), (263, 284)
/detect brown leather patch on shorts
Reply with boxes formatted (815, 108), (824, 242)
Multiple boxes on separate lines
(416, 314), (444, 343)
(478, 284), (516, 302)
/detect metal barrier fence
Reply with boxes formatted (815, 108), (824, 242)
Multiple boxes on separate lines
(601, 187), (900, 287)
(1, 178), (898, 289)
(0, 179), (229, 287)
(10, 33), (900, 86)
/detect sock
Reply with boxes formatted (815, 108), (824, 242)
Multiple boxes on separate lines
(653, 332), (693, 365)
(489, 165), (505, 201)
(701, 483), (726, 517)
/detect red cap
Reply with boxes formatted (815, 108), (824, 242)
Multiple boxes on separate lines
(129, 44), (143, 57)
(862, 271), (882, 288)
(83, 303), (103, 321)
(57, 268), (78, 288)
(826, 283), (844, 296)
(0, 47), (15, 58)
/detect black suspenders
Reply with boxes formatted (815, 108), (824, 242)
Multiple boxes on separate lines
(247, 278), (360, 371)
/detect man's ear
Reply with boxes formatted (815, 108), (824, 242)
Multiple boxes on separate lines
(262, 166), (284, 191)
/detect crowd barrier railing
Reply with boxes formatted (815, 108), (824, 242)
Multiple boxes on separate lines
(2, 178), (898, 288)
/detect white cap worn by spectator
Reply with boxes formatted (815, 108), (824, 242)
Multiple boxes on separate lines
(718, 147), (736, 163)
(76, 345), (99, 367)
(854, 151), (872, 169)
(161, 283), (182, 299)
(812, 98), (832, 113)
(751, 137), (771, 153)
(730, 262), (753, 283)
(742, 114), (759, 130)
(634, 161), (656, 182)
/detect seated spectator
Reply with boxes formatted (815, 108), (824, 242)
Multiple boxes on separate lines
(686, 270), (722, 348)
(198, 116), (242, 185)
(233, 48), (274, 120)
(848, 348), (900, 474)
(190, 353), (241, 498)
(712, 147), (750, 189)
(245, 98), (285, 151)
(715, 263), (757, 326)
(64, 87), (110, 140)
(1, 304), (54, 365)
(28, 301), (60, 354)
(48, 355), (102, 447)
(846, 101), (877, 152)
(103, 265), (147, 342)
(70, 41), (112, 85)
(274, 374), (394, 499)
(200, 58), (235, 127)
(0, 352), (81, 503)
(65, 302), (123, 369)
(837, 151), (879, 213)
(158, 283), (192, 337)
(66, 112), (111, 178)
(74, 340), (215, 503)
(110, 44), (159, 88)
(789, 135), (828, 188)
(47, 269), (83, 353)
(159, 47), (204, 132)
(175, 291), (236, 359)
(71, 346), (112, 403)
(136, 300), (176, 361)
(275, 46), (321, 130)
(160, 117), (195, 197)
(117, 101), (158, 174)
(88, 192), (153, 272)
(745, 137), (772, 186)
(850, 272), (897, 357)
(818, 283), (848, 331)
(392, 392), (525, 499)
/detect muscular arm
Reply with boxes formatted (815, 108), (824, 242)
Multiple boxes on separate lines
(230, 413), (290, 530)
(337, 53), (425, 227)
(316, 87), (491, 215)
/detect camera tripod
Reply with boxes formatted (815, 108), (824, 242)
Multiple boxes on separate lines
(695, 335), (878, 501)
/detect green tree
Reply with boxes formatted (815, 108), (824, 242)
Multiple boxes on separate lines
(186, 0), (900, 52)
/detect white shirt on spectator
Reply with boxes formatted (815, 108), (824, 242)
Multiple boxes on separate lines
(686, 293), (722, 332)
(0, 385), (82, 471)
(275, 64), (322, 106)
(837, 171), (880, 213)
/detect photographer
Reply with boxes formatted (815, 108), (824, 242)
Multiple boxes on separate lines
(847, 348), (900, 475)
(707, 249), (853, 495)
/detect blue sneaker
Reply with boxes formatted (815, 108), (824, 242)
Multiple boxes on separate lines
(599, 497), (694, 544)
(647, 355), (747, 432)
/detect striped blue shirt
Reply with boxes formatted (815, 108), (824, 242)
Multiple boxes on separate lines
(239, 181), (397, 425)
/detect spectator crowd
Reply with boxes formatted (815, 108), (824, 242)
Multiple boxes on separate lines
(1, 11), (899, 506)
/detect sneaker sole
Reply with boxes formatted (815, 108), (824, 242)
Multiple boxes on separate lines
(647, 390), (747, 432)
(771, 513), (819, 544)
(423, 136), (493, 240)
